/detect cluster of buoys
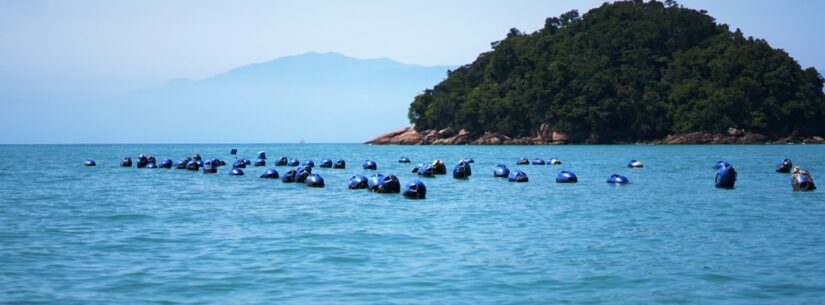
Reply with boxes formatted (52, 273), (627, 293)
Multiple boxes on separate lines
(712, 158), (817, 191)
(91, 150), (819, 195)
(516, 158), (562, 165)
(347, 173), (426, 199)
(111, 150), (346, 189)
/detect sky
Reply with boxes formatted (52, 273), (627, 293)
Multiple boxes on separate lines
(0, 0), (823, 143)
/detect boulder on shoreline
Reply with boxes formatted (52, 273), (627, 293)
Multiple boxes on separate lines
(366, 126), (824, 145)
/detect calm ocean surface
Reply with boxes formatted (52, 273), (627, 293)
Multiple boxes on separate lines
(1, 144), (824, 304)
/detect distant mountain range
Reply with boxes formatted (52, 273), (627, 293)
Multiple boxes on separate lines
(111, 52), (452, 143)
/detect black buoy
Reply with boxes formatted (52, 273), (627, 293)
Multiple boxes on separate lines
(84, 160), (96, 166)
(333, 159), (346, 169)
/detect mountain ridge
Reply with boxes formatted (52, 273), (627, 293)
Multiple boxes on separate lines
(109, 52), (453, 143)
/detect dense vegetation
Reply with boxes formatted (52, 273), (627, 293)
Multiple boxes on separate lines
(408, 0), (825, 139)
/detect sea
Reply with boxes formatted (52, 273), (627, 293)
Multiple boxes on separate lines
(1, 144), (824, 304)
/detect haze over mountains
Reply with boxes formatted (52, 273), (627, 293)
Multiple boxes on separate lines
(1, 52), (452, 143)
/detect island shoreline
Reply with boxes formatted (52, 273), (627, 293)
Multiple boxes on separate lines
(366, 126), (825, 145)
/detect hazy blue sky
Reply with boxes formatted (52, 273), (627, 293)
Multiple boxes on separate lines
(1, 0), (823, 143)
(2, 0), (823, 99)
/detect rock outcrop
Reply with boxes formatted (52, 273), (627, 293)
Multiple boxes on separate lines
(366, 126), (824, 145)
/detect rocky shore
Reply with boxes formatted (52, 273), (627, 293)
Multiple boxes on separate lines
(366, 126), (825, 145)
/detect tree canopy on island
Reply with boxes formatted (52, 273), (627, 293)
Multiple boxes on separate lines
(408, 0), (825, 139)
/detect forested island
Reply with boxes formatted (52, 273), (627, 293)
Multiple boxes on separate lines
(368, 0), (825, 144)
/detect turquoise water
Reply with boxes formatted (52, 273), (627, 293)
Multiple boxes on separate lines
(1, 144), (824, 304)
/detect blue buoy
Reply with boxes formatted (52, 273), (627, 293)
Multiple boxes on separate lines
(368, 174), (400, 193)
(606, 174), (630, 185)
(792, 170), (816, 191)
(186, 160), (199, 171)
(120, 157), (132, 167)
(302, 160), (315, 168)
(549, 158), (562, 165)
(399, 157), (411, 163)
(403, 180), (427, 199)
(282, 170), (297, 183)
(493, 164), (510, 177)
(276, 156), (289, 166)
(367, 174), (384, 190)
(776, 159), (793, 173)
(508, 170), (529, 182)
(627, 160), (644, 168)
(84, 160), (96, 166)
(453, 161), (472, 179)
(517, 158), (529, 165)
(233, 159), (246, 168)
(203, 160), (217, 174)
(229, 167), (244, 176)
(462, 158), (475, 163)
(715, 164), (737, 189)
(254, 159), (266, 166)
(257, 151), (266, 160)
(417, 164), (436, 177)
(348, 175), (369, 189)
(713, 160), (730, 170)
(333, 159), (346, 169)
(241, 159), (251, 166)
(556, 171), (578, 183)
(174, 158), (189, 169)
(320, 159), (333, 168)
(295, 165), (312, 174)
(532, 158), (546, 165)
(260, 168), (279, 179)
(136, 155), (149, 168)
(230, 148), (238, 155)
(159, 159), (173, 169)
(145, 162), (157, 169)
(287, 159), (300, 166)
(305, 174), (325, 187)
(363, 160), (377, 170)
